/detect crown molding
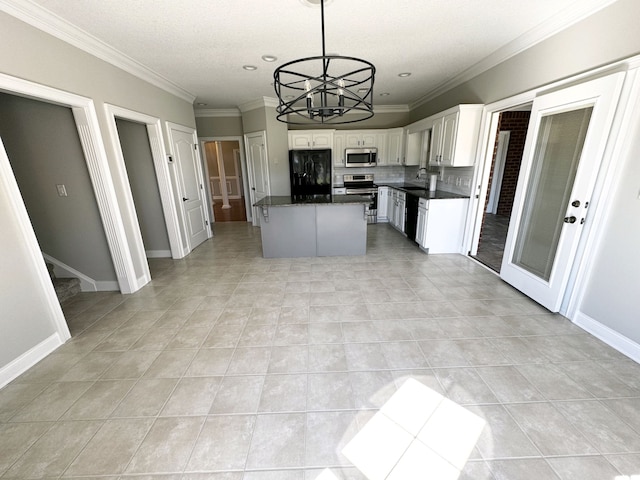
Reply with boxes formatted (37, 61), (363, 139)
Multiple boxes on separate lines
(410, 0), (619, 110)
(238, 97), (280, 112)
(0, 0), (196, 103)
(374, 104), (410, 114)
(194, 108), (242, 118)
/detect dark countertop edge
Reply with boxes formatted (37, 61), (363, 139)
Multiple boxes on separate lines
(376, 183), (470, 200)
(254, 195), (371, 207)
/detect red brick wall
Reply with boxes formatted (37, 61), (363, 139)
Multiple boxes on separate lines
(496, 111), (530, 217)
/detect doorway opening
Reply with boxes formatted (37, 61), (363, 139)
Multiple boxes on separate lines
(203, 140), (247, 222)
(472, 107), (531, 272)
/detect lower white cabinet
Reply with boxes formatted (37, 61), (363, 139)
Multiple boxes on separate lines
(418, 198), (469, 254)
(388, 188), (406, 233)
(377, 186), (389, 222)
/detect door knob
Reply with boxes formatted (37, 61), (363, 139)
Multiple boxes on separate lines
(571, 200), (581, 207)
(182, 197), (188, 202)
(564, 216), (577, 224)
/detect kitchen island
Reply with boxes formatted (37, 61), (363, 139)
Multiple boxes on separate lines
(254, 194), (371, 258)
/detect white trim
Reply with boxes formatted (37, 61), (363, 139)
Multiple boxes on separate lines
(244, 131), (271, 227)
(195, 109), (242, 118)
(573, 311), (640, 364)
(0, 0), (196, 103)
(145, 249), (172, 258)
(239, 97), (280, 112)
(410, 0), (620, 109)
(103, 104), (184, 260)
(43, 252), (97, 292)
(0, 71), (137, 294)
(486, 131), (509, 214)
(0, 333), (64, 389)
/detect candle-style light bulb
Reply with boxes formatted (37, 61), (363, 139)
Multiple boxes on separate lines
(305, 79), (314, 118)
(337, 79), (345, 115)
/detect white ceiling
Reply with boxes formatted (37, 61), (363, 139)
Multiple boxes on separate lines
(11, 0), (618, 111)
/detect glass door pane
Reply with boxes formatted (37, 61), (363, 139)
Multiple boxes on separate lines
(512, 107), (592, 280)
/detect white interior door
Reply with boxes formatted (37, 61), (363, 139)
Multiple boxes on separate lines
(501, 73), (624, 311)
(245, 132), (270, 227)
(169, 125), (209, 250)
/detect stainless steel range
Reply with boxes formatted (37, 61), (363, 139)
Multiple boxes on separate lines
(343, 174), (377, 224)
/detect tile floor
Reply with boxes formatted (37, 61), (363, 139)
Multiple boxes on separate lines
(2, 222), (640, 479)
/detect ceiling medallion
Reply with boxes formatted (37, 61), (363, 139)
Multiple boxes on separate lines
(273, 0), (375, 124)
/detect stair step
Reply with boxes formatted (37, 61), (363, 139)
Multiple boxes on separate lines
(53, 277), (81, 304)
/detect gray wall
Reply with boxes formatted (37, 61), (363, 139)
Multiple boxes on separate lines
(287, 110), (410, 130)
(115, 118), (171, 255)
(0, 12), (197, 378)
(409, 0), (640, 344)
(0, 93), (117, 281)
(242, 106), (291, 196)
(410, 0), (640, 121)
(195, 115), (244, 137)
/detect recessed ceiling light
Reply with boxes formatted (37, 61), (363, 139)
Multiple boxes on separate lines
(398, 72), (412, 77)
(243, 65), (258, 71)
(196, 102), (208, 106)
(262, 55), (278, 62)
(285, 95), (295, 99)
(357, 88), (369, 93)
(379, 93), (390, 96)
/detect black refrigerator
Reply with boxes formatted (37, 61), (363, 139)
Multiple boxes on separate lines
(289, 149), (332, 196)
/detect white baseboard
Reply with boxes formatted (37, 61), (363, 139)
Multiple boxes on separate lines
(146, 250), (172, 258)
(0, 333), (64, 388)
(573, 311), (640, 363)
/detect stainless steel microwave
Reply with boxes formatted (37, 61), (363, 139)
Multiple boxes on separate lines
(345, 148), (377, 167)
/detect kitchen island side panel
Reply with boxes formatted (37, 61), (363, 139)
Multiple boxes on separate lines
(316, 204), (367, 256)
(259, 205), (317, 258)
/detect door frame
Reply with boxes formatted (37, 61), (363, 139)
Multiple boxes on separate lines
(199, 136), (251, 223)
(244, 131), (271, 227)
(467, 64), (638, 318)
(166, 122), (212, 253)
(0, 72), (141, 294)
(104, 105), (184, 265)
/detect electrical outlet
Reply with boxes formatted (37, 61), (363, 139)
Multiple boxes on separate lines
(455, 177), (462, 187)
(463, 178), (471, 187)
(56, 184), (67, 197)
(446, 175), (453, 184)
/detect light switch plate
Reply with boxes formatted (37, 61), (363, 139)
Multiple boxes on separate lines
(56, 184), (67, 197)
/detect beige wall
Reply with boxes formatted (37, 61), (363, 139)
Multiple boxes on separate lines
(410, 0), (640, 121)
(0, 12), (198, 379)
(196, 115), (244, 137)
(287, 110), (410, 130)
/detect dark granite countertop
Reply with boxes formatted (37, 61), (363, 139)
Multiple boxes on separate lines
(376, 183), (470, 200)
(254, 194), (371, 207)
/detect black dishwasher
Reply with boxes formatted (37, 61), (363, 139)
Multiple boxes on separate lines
(404, 193), (420, 243)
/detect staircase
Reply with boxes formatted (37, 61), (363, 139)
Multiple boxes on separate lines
(47, 262), (81, 304)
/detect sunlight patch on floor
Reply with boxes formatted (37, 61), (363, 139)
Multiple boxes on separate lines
(342, 378), (486, 480)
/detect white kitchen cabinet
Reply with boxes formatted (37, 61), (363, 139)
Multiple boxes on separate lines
(415, 197), (428, 245)
(429, 105), (482, 167)
(377, 186), (389, 221)
(404, 131), (422, 166)
(288, 130), (334, 149)
(333, 132), (346, 166)
(420, 198), (469, 253)
(375, 131), (387, 165)
(345, 131), (377, 148)
(388, 188), (406, 233)
(384, 128), (404, 166)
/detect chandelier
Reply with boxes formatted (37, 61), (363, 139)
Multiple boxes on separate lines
(273, 0), (376, 124)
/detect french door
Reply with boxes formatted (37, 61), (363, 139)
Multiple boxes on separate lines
(501, 73), (624, 311)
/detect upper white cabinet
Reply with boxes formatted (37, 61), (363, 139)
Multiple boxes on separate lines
(429, 105), (483, 167)
(404, 131), (422, 166)
(345, 131), (377, 148)
(384, 128), (404, 166)
(288, 130), (334, 149)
